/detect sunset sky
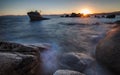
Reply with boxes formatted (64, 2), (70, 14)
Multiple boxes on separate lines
(0, 0), (120, 15)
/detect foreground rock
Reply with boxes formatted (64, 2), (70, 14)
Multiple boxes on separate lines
(53, 70), (85, 75)
(59, 52), (94, 72)
(0, 41), (47, 75)
(96, 26), (120, 74)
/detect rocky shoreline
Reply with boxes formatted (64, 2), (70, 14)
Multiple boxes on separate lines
(96, 23), (120, 74)
(0, 41), (47, 75)
(0, 21), (120, 75)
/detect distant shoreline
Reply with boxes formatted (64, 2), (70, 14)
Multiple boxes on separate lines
(0, 11), (120, 17)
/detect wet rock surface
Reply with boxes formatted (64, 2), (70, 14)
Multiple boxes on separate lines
(53, 70), (85, 75)
(59, 52), (94, 72)
(96, 26), (120, 74)
(0, 41), (46, 75)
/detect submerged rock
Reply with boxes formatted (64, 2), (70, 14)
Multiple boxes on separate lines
(53, 70), (85, 75)
(59, 52), (94, 72)
(96, 26), (120, 74)
(0, 41), (47, 75)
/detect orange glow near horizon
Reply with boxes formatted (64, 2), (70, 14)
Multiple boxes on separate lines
(80, 8), (92, 15)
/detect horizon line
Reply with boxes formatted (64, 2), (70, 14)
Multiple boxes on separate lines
(0, 10), (120, 16)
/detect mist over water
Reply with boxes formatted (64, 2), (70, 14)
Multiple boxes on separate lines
(0, 15), (120, 75)
(40, 42), (60, 75)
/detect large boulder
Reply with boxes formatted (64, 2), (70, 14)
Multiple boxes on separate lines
(96, 26), (120, 73)
(0, 41), (47, 75)
(53, 70), (85, 75)
(59, 52), (94, 72)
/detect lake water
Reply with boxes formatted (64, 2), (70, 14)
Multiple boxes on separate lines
(0, 15), (120, 75)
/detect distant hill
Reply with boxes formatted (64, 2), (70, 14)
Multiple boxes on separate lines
(91, 11), (120, 15)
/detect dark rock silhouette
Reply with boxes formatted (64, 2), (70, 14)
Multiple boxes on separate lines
(27, 10), (49, 21)
(94, 14), (116, 18)
(102, 15), (105, 18)
(70, 13), (82, 17)
(61, 13), (89, 18)
(65, 14), (69, 17)
(96, 25), (120, 74)
(106, 14), (116, 18)
(0, 41), (47, 75)
(94, 15), (106, 18)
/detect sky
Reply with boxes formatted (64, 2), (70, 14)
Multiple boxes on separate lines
(0, 0), (120, 15)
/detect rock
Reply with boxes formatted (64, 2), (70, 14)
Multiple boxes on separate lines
(53, 70), (85, 75)
(96, 26), (120, 74)
(27, 10), (49, 21)
(106, 14), (116, 18)
(0, 41), (47, 75)
(59, 52), (94, 72)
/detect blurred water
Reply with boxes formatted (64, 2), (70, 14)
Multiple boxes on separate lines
(0, 15), (120, 75)
(0, 15), (119, 53)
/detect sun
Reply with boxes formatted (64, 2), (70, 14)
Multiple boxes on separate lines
(80, 8), (91, 15)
